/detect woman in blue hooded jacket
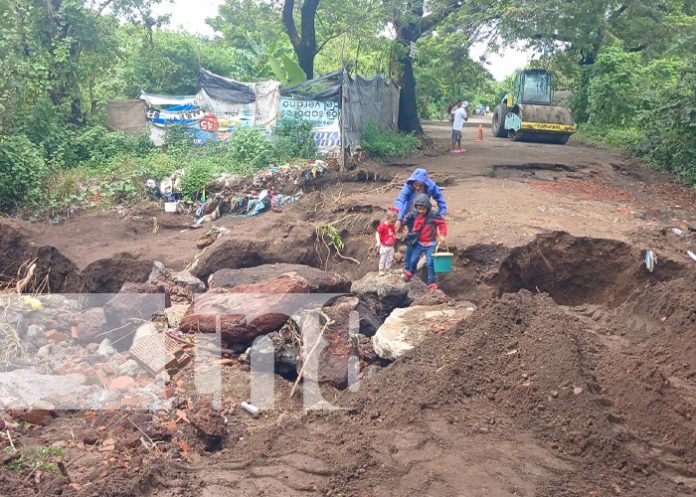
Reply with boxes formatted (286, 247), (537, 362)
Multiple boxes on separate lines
(394, 168), (447, 273)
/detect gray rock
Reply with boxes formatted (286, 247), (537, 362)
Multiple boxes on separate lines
(351, 271), (430, 319)
(174, 271), (206, 292)
(118, 359), (140, 377)
(98, 338), (115, 357)
(147, 261), (170, 283)
(25, 324), (45, 341)
(37, 345), (52, 359)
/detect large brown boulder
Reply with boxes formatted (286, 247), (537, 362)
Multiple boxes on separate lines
(208, 264), (350, 293)
(179, 275), (310, 343)
(187, 222), (318, 280)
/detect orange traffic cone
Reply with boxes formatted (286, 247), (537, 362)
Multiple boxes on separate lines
(476, 124), (484, 143)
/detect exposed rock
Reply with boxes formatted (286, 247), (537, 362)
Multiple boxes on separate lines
(295, 298), (360, 389)
(208, 264), (351, 293)
(265, 331), (300, 377)
(179, 275), (310, 343)
(103, 292), (165, 329)
(0, 370), (87, 410)
(174, 271), (206, 293)
(75, 307), (107, 342)
(188, 222), (318, 280)
(373, 303), (477, 361)
(118, 359), (140, 377)
(25, 324), (45, 342)
(351, 272), (430, 319)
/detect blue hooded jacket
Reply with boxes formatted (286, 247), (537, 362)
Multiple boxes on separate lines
(394, 168), (447, 221)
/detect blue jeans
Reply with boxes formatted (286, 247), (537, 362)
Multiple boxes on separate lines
(402, 217), (415, 270)
(408, 243), (436, 284)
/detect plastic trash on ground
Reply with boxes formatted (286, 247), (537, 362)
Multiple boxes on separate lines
(644, 250), (657, 272)
(687, 250), (696, 263)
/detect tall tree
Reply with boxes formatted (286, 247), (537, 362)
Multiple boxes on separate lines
(386, 1), (478, 132)
(282, 0), (321, 79)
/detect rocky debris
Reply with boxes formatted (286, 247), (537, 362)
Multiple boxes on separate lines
(132, 322), (158, 345)
(10, 407), (54, 425)
(179, 275), (311, 343)
(351, 271), (430, 319)
(103, 292), (165, 330)
(97, 338), (115, 357)
(189, 400), (227, 450)
(25, 324), (45, 341)
(164, 304), (188, 329)
(208, 263), (351, 293)
(265, 330), (300, 377)
(75, 307), (107, 342)
(373, 303), (477, 361)
(295, 298), (361, 389)
(118, 359), (140, 377)
(174, 271), (206, 293)
(187, 222), (319, 280)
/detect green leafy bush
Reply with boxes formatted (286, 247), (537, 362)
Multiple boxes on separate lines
(72, 126), (138, 165)
(164, 126), (196, 149)
(272, 116), (317, 161)
(227, 126), (272, 170)
(360, 122), (420, 161)
(0, 135), (48, 212)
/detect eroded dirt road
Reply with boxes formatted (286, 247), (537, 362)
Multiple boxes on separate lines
(2, 120), (695, 497)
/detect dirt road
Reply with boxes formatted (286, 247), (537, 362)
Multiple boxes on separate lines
(2, 122), (695, 497)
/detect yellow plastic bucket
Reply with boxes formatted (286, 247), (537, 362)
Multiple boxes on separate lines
(432, 243), (453, 273)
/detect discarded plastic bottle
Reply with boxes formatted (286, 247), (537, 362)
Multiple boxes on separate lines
(240, 401), (260, 418)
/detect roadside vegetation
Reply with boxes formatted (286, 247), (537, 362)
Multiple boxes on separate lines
(0, 1), (694, 218)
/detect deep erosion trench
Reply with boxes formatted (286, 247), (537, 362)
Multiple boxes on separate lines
(1, 214), (696, 497)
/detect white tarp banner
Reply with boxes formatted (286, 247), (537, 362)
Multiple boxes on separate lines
(280, 97), (341, 156)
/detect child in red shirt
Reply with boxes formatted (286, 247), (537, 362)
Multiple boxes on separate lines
(375, 209), (398, 276)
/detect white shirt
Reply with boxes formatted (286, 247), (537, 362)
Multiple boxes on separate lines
(452, 107), (468, 131)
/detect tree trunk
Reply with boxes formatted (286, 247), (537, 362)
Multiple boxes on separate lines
(397, 52), (422, 133)
(296, 44), (315, 80)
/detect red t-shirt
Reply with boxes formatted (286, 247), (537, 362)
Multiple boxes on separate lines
(377, 222), (397, 246)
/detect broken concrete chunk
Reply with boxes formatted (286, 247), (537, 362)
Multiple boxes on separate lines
(373, 303), (476, 361)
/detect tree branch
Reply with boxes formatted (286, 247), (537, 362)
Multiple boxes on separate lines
(282, 0), (301, 50)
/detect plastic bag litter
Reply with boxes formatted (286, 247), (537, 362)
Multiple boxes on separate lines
(644, 250), (657, 272)
(688, 250), (696, 263)
(672, 227), (685, 237)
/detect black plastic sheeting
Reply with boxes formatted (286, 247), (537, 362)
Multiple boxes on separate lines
(281, 71), (342, 100)
(198, 69), (256, 103)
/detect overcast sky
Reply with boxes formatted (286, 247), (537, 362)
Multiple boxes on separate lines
(156, 0), (531, 81)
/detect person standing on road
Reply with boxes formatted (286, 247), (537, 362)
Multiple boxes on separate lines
(394, 168), (447, 277)
(450, 103), (468, 153)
